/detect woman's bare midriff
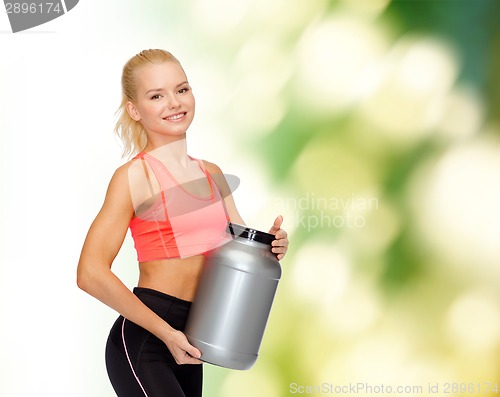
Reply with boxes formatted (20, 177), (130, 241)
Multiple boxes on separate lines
(137, 255), (205, 302)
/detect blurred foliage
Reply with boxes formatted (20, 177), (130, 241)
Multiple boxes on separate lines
(386, 0), (498, 86)
(217, 1), (500, 396)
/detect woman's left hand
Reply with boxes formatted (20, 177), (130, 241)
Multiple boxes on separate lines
(269, 215), (289, 261)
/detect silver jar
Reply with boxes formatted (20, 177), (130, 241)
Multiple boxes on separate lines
(185, 223), (282, 370)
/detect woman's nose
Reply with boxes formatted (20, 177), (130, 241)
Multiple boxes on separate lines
(167, 94), (180, 109)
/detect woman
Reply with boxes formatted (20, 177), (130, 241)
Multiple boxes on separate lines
(76, 49), (289, 397)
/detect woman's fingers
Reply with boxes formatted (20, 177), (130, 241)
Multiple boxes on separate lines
(268, 215), (283, 234)
(271, 221), (288, 260)
(165, 330), (203, 365)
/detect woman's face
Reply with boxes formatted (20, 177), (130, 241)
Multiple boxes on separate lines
(127, 61), (195, 141)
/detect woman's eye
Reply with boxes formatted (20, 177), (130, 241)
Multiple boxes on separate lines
(151, 94), (161, 100)
(178, 87), (190, 94)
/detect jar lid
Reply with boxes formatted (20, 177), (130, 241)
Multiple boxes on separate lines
(227, 222), (275, 245)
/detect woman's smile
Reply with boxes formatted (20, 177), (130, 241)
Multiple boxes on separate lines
(163, 112), (188, 122)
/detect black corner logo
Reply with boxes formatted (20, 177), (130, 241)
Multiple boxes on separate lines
(4, 1), (79, 33)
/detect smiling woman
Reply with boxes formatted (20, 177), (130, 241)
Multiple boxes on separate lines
(76, 49), (289, 397)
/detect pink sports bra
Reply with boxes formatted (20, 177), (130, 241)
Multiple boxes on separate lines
(129, 152), (230, 261)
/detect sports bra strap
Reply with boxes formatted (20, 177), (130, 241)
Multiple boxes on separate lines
(139, 155), (155, 197)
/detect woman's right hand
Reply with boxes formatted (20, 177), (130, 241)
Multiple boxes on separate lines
(163, 329), (203, 365)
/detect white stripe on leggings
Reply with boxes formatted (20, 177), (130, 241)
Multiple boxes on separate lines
(122, 318), (149, 397)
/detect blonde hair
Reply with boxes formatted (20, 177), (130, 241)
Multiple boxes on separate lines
(114, 49), (184, 158)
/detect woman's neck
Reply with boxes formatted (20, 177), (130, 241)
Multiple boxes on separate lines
(145, 135), (190, 166)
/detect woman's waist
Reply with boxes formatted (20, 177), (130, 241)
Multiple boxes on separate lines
(138, 255), (205, 302)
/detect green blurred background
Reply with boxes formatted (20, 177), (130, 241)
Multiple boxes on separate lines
(2, 0), (499, 396)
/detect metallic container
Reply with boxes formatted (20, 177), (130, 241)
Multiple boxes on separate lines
(185, 222), (282, 370)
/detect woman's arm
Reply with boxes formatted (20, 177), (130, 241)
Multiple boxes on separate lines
(76, 164), (201, 364)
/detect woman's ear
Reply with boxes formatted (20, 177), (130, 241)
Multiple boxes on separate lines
(126, 101), (141, 121)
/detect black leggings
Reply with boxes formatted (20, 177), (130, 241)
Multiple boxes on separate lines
(105, 288), (203, 397)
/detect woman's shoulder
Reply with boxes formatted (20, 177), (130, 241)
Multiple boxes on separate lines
(110, 159), (134, 182)
(115, 155), (160, 207)
(200, 159), (223, 175)
(114, 155), (148, 183)
(106, 157), (144, 196)
(199, 159), (238, 198)
(101, 162), (131, 201)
